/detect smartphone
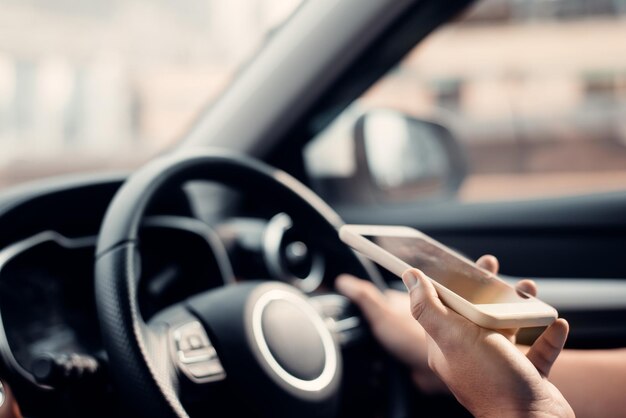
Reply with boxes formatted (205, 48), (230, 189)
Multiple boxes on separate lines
(339, 224), (557, 329)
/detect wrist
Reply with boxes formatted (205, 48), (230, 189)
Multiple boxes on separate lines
(472, 399), (574, 418)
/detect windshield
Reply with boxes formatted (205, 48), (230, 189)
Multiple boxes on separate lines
(0, 0), (302, 189)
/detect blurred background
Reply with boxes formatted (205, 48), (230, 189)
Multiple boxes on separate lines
(1, 0), (626, 203)
(0, 0), (302, 187)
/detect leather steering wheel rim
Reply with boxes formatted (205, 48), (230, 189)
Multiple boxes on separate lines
(94, 149), (384, 418)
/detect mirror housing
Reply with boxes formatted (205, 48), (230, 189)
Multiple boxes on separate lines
(351, 109), (466, 204)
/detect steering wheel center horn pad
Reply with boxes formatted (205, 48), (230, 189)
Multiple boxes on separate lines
(94, 150), (382, 418)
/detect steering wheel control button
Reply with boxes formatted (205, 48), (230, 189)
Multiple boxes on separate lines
(185, 360), (226, 379)
(187, 335), (203, 350)
(174, 321), (214, 362)
(173, 321), (225, 383)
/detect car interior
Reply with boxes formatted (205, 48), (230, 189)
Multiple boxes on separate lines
(0, 0), (625, 417)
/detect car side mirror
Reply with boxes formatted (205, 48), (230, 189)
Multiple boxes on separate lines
(352, 109), (466, 204)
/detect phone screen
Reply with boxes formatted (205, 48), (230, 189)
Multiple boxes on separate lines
(363, 235), (531, 304)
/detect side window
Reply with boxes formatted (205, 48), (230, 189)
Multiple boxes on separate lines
(304, 0), (626, 205)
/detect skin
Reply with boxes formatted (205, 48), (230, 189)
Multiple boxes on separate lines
(0, 381), (22, 418)
(338, 256), (626, 417)
(336, 255), (574, 418)
(400, 268), (572, 418)
(547, 347), (626, 417)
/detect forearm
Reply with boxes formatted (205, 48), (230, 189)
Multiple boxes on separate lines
(538, 347), (626, 418)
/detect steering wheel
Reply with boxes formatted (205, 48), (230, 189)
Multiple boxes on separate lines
(94, 150), (390, 418)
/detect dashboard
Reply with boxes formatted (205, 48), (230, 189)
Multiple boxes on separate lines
(0, 217), (235, 387)
(0, 174), (365, 418)
(0, 233), (101, 384)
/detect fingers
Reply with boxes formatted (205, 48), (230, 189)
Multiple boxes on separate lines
(401, 269), (448, 339)
(383, 288), (413, 315)
(526, 318), (569, 378)
(476, 255), (538, 298)
(515, 279), (538, 297)
(475, 255), (538, 299)
(335, 274), (388, 325)
(476, 254), (499, 274)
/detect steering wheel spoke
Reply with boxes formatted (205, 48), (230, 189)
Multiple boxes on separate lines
(148, 304), (226, 387)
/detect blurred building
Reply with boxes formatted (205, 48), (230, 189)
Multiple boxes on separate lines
(362, 0), (626, 176)
(0, 0), (300, 185)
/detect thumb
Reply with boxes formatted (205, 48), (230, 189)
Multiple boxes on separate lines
(526, 318), (569, 378)
(401, 269), (448, 339)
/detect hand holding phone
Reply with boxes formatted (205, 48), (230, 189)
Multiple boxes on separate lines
(339, 225), (557, 329)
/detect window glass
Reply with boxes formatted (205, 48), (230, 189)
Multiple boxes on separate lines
(0, 0), (302, 189)
(305, 0), (626, 203)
